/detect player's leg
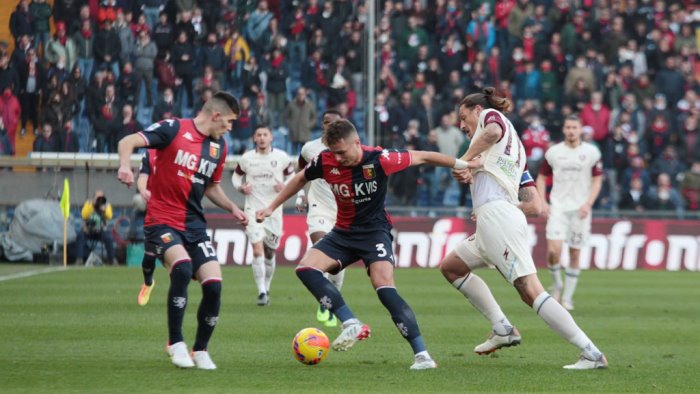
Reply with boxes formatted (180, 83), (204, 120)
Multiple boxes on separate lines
(546, 210), (568, 301)
(247, 222), (269, 305)
(190, 256), (223, 370)
(262, 221), (282, 300)
(513, 274), (607, 369)
(309, 229), (340, 325)
(137, 243), (158, 306)
(440, 246), (518, 355)
(561, 247), (581, 310)
(162, 243), (195, 368)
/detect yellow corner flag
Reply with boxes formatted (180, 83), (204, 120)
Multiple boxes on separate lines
(60, 178), (70, 267)
(60, 178), (70, 219)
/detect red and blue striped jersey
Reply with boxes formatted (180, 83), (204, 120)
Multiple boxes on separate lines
(136, 118), (227, 232)
(304, 145), (411, 233)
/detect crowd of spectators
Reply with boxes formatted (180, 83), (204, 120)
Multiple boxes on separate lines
(0, 0), (698, 213)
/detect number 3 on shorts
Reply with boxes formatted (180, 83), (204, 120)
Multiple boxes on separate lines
(375, 243), (387, 257)
(198, 241), (216, 258)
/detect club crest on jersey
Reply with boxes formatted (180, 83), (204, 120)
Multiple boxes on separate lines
(271, 160), (277, 168)
(362, 164), (375, 180)
(210, 142), (220, 159)
(161, 233), (174, 243)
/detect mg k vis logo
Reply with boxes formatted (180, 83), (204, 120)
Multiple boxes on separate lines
(174, 149), (217, 177)
(330, 181), (378, 197)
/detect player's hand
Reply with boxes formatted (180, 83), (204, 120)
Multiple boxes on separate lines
(232, 205), (248, 226)
(117, 165), (134, 187)
(541, 202), (550, 219)
(468, 155), (484, 169)
(470, 212), (477, 222)
(240, 183), (253, 195)
(274, 180), (285, 193)
(451, 168), (473, 184)
(578, 202), (591, 219)
(255, 208), (272, 223)
(140, 189), (151, 202)
(295, 194), (308, 212)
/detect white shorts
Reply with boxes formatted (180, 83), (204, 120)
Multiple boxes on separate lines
(245, 211), (282, 249)
(307, 207), (336, 235)
(453, 200), (536, 284)
(546, 208), (591, 249)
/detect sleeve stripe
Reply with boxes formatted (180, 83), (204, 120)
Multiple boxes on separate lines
(136, 132), (149, 145)
(234, 165), (245, 175)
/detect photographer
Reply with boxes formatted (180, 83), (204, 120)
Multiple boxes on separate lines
(75, 190), (117, 266)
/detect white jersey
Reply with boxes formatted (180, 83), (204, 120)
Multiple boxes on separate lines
(542, 141), (603, 211)
(300, 138), (337, 215)
(234, 148), (294, 218)
(471, 108), (526, 210)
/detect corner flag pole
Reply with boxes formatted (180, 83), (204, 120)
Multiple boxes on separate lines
(60, 178), (70, 267)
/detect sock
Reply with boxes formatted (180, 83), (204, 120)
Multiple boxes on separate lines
(562, 268), (581, 303)
(452, 274), (512, 336)
(376, 286), (425, 354)
(264, 256), (276, 293)
(326, 270), (346, 290)
(167, 260), (193, 345)
(296, 266), (355, 322)
(549, 263), (563, 289)
(251, 256), (266, 295)
(533, 292), (602, 360)
(193, 279), (221, 351)
(142, 251), (157, 286)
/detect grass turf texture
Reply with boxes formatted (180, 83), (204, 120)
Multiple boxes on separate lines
(0, 265), (698, 393)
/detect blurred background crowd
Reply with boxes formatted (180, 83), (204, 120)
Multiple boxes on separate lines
(0, 0), (698, 213)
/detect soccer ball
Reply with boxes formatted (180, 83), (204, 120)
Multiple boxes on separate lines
(292, 327), (330, 365)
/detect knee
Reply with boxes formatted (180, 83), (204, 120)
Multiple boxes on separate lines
(170, 261), (193, 282)
(202, 280), (222, 299)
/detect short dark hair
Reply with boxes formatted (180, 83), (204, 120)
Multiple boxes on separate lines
(564, 114), (581, 123)
(322, 109), (342, 118)
(323, 119), (357, 146)
(205, 91), (240, 115)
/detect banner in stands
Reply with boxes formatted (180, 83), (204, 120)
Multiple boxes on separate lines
(205, 215), (700, 271)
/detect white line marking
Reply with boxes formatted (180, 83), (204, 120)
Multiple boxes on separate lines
(0, 266), (68, 282)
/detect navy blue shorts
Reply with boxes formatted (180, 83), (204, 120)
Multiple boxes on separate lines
(145, 225), (218, 273)
(312, 229), (395, 272)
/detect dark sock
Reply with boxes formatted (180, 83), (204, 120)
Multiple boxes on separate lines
(142, 252), (157, 286)
(377, 287), (426, 354)
(167, 260), (193, 345)
(296, 267), (354, 322)
(193, 280), (221, 351)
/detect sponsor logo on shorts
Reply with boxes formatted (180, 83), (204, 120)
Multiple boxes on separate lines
(161, 232), (174, 243)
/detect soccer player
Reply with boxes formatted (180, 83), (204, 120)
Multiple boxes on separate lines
(117, 91), (248, 370)
(256, 119), (471, 370)
(232, 126), (294, 306)
(296, 109), (345, 327)
(135, 149), (158, 306)
(536, 115), (603, 311)
(441, 87), (608, 370)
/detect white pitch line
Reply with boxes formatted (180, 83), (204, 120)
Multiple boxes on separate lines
(0, 266), (68, 282)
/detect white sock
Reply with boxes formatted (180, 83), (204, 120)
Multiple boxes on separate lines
(326, 269), (345, 291)
(533, 292), (602, 359)
(562, 268), (580, 303)
(549, 264), (563, 289)
(251, 256), (266, 295)
(452, 274), (512, 336)
(264, 256), (276, 292)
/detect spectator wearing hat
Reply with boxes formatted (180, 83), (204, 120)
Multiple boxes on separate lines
(132, 28), (158, 107)
(45, 22), (77, 71)
(30, 0), (53, 53)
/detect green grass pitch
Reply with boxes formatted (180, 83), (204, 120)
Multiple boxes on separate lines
(0, 264), (698, 393)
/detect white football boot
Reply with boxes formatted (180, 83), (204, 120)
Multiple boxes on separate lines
(192, 350), (217, 370)
(331, 320), (371, 351)
(474, 327), (522, 355)
(564, 353), (608, 370)
(167, 342), (194, 368)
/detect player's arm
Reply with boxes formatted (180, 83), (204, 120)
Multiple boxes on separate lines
(580, 174), (603, 218)
(136, 174), (150, 201)
(117, 134), (148, 187)
(231, 164), (252, 195)
(205, 183), (248, 225)
(409, 150), (470, 169)
(256, 171), (308, 222)
(519, 186), (543, 217)
(536, 156), (553, 218)
(460, 123), (502, 161)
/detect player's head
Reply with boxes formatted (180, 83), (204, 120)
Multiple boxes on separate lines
(323, 119), (362, 167)
(562, 114), (583, 144)
(200, 91), (240, 140)
(253, 126), (273, 151)
(458, 87), (512, 139)
(321, 109), (343, 133)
